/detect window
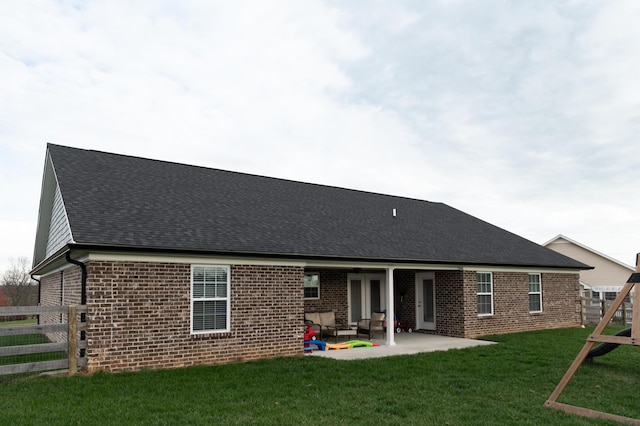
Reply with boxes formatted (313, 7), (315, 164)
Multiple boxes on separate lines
(304, 273), (320, 299)
(604, 292), (618, 301)
(191, 265), (230, 333)
(477, 272), (493, 316)
(529, 273), (542, 313)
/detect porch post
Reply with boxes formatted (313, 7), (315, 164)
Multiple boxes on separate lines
(386, 267), (396, 346)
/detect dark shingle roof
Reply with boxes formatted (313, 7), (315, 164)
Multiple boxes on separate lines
(47, 144), (588, 269)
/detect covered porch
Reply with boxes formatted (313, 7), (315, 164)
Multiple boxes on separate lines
(303, 264), (468, 346)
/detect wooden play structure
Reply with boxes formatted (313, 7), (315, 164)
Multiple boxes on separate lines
(545, 271), (640, 424)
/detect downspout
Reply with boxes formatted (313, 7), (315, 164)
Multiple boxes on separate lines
(30, 274), (41, 325)
(65, 251), (87, 305)
(31, 274), (41, 305)
(65, 251), (87, 358)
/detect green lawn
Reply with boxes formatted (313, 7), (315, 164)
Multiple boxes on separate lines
(0, 317), (38, 327)
(0, 326), (637, 425)
(0, 318), (66, 366)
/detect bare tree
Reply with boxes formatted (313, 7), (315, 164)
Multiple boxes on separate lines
(1, 257), (38, 306)
(0, 287), (8, 307)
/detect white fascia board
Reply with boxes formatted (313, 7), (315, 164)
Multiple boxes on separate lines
(87, 252), (307, 267)
(87, 252), (465, 270)
(460, 265), (583, 274)
(302, 259), (463, 270)
(32, 150), (76, 267)
(86, 252), (573, 273)
(32, 152), (56, 267)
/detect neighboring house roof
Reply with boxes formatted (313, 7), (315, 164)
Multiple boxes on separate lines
(33, 144), (590, 271)
(544, 234), (633, 290)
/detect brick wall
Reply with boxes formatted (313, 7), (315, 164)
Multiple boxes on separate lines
(394, 270), (415, 330)
(462, 271), (581, 338)
(40, 261), (580, 371)
(40, 266), (83, 342)
(303, 269), (348, 324)
(434, 271), (467, 337)
(86, 261), (304, 373)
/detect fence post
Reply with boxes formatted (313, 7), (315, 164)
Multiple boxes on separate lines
(68, 305), (77, 376)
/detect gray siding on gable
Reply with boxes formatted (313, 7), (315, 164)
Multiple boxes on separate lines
(46, 185), (72, 257)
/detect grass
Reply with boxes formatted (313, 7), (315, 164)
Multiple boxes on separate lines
(0, 317), (38, 326)
(0, 326), (637, 425)
(0, 318), (66, 366)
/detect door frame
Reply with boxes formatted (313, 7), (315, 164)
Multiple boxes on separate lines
(415, 272), (436, 330)
(347, 273), (386, 325)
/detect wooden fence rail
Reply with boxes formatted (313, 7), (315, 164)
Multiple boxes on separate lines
(0, 305), (87, 376)
(581, 297), (633, 325)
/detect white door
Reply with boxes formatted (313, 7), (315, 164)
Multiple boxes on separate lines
(348, 274), (386, 324)
(416, 272), (436, 330)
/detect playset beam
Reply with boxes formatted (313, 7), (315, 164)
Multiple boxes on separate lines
(545, 272), (640, 424)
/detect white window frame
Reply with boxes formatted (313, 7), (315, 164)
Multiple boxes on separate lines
(477, 272), (494, 316)
(528, 273), (542, 313)
(191, 265), (231, 334)
(304, 272), (320, 300)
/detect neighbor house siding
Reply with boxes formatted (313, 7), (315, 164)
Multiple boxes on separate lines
(547, 239), (631, 287)
(85, 261), (304, 373)
(462, 271), (580, 338)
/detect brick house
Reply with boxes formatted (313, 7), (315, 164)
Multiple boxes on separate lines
(32, 144), (590, 373)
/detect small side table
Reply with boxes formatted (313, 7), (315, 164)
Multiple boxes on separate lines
(335, 326), (357, 342)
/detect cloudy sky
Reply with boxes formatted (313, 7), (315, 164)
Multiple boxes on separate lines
(1, 0), (639, 274)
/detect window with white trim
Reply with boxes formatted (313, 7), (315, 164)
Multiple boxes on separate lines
(191, 265), (230, 333)
(304, 273), (320, 299)
(528, 273), (542, 313)
(477, 272), (493, 316)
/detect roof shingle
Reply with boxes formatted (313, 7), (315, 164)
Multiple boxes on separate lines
(47, 144), (589, 269)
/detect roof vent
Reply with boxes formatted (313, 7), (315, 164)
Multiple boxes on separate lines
(392, 208), (397, 218)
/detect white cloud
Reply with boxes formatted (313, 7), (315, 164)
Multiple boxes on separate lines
(0, 221), (36, 273)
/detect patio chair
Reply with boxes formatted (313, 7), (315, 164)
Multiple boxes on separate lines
(357, 311), (385, 340)
(305, 311), (344, 341)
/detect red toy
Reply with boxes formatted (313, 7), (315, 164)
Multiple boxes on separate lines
(304, 324), (317, 341)
(304, 323), (317, 353)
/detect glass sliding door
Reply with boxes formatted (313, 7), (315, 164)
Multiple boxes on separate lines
(348, 274), (386, 324)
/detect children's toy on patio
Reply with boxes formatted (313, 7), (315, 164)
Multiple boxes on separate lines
(304, 323), (316, 341)
(396, 319), (413, 333)
(303, 323), (317, 353)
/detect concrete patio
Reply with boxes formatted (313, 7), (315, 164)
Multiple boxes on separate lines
(308, 332), (496, 360)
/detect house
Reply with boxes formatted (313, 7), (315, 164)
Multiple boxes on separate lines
(544, 234), (635, 301)
(32, 144), (590, 373)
